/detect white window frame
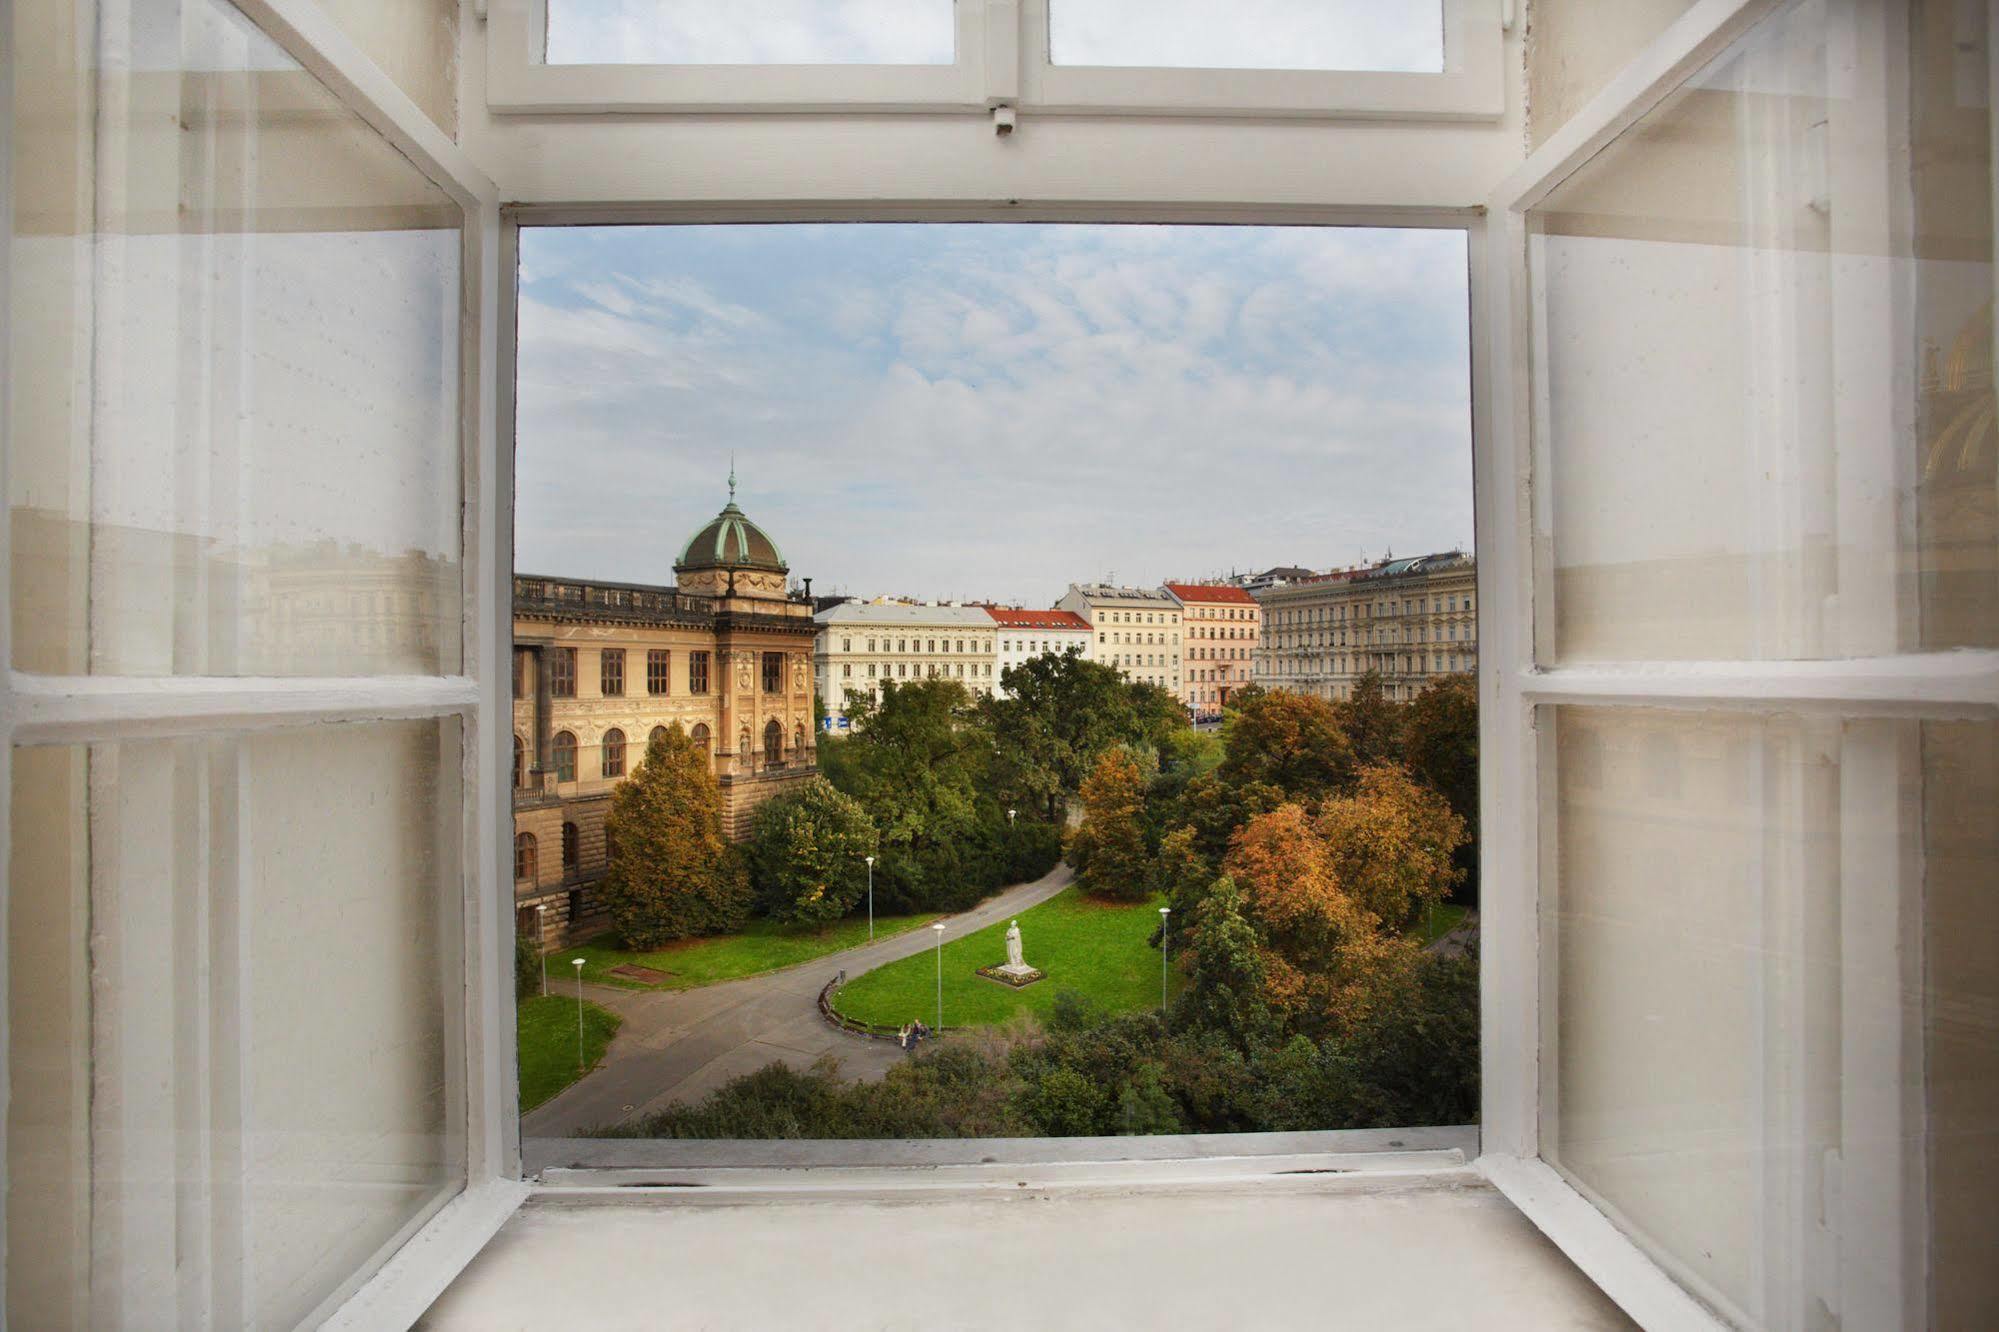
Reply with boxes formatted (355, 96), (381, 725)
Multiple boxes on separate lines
(1478, 0), (1999, 1327)
(482, 0), (1504, 120)
(0, 0), (520, 1325)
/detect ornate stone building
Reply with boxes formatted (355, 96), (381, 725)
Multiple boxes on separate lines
(512, 480), (818, 950)
(1252, 551), (1477, 703)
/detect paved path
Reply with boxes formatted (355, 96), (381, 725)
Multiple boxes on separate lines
(524, 863), (1075, 1138)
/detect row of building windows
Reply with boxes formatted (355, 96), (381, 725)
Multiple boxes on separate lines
(999, 639), (1081, 654)
(1100, 609), (1176, 624)
(1100, 632), (1177, 646)
(1269, 652), (1474, 676)
(1270, 596), (1473, 627)
(842, 637), (993, 654)
(526, 646), (717, 698)
(843, 661), (996, 680)
(514, 712), (808, 790)
(1271, 622), (1475, 649)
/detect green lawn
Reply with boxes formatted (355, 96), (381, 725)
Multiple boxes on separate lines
(517, 994), (622, 1113)
(832, 886), (1178, 1029)
(556, 910), (942, 992)
(1412, 902), (1471, 948)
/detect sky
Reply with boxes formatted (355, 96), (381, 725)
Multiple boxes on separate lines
(515, 223), (1472, 605)
(545, 0), (1443, 72)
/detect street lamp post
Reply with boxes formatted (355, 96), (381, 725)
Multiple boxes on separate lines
(1158, 906), (1171, 1022)
(931, 921), (946, 1033)
(572, 957), (586, 1073)
(536, 904), (548, 997)
(865, 854), (876, 941)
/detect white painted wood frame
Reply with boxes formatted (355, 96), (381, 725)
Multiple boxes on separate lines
(0, 0), (526, 1326)
(482, 0), (1503, 120)
(1479, 0), (1998, 1327)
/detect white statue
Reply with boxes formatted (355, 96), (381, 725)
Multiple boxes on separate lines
(1005, 920), (1025, 970)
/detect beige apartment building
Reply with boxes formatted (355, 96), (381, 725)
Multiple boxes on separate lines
(814, 601), (999, 723)
(1166, 582), (1261, 718)
(1055, 583), (1184, 701)
(512, 485), (818, 949)
(1253, 551), (1477, 703)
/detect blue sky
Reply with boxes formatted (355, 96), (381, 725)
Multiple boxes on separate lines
(515, 224), (1471, 604)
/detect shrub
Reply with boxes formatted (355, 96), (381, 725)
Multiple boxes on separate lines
(748, 776), (879, 926)
(515, 931), (541, 1000)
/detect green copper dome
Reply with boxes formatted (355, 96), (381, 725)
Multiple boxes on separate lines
(674, 470), (787, 574)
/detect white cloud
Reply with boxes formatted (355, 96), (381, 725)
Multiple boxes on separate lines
(515, 224), (1472, 601)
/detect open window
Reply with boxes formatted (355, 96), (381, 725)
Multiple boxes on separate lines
(1480, 0), (1998, 1324)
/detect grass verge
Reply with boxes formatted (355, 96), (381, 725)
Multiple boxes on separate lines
(832, 886), (1177, 1029)
(518, 993), (622, 1112)
(556, 910), (941, 992)
(1412, 902), (1471, 948)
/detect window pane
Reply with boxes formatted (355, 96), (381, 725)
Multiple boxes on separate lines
(1530, 0), (1995, 661)
(8, 0), (464, 676)
(6, 718), (464, 1329)
(546, 0), (955, 65)
(1544, 707), (1997, 1327)
(1051, 0), (1442, 72)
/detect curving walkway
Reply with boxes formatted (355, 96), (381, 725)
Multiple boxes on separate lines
(523, 863), (1075, 1138)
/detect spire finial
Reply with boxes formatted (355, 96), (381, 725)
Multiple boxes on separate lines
(728, 455), (737, 503)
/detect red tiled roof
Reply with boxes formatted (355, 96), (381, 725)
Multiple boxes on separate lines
(1163, 582), (1257, 605)
(982, 607), (1092, 631)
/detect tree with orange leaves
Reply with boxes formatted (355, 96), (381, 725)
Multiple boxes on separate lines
(1068, 748), (1151, 901)
(1221, 768), (1465, 1037)
(1312, 764), (1465, 929)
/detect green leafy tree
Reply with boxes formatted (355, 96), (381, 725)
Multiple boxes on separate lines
(984, 650), (1186, 821)
(1173, 875), (1276, 1048)
(1335, 669), (1404, 770)
(1403, 673), (1479, 896)
(1152, 825), (1214, 938)
(822, 678), (990, 910)
(748, 776), (880, 926)
(1116, 1061), (1185, 1135)
(1068, 748), (1150, 901)
(601, 725), (749, 946)
(1218, 687), (1356, 798)
(1160, 772), (1289, 865)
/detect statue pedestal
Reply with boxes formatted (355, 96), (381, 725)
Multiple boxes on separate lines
(977, 962), (1045, 988)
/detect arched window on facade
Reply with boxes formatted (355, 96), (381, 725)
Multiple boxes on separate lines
(514, 832), (537, 884)
(601, 728), (626, 778)
(691, 722), (711, 754)
(513, 735), (525, 788)
(764, 718), (783, 767)
(649, 724), (668, 748)
(561, 822), (579, 871)
(552, 731), (577, 783)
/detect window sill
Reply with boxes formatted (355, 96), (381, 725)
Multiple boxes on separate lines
(419, 1153), (1628, 1329)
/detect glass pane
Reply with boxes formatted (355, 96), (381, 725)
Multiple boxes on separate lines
(1051, 0), (1443, 72)
(1530, 0), (1996, 661)
(8, 0), (464, 676)
(1544, 707), (1997, 1328)
(546, 0), (956, 65)
(6, 718), (464, 1329)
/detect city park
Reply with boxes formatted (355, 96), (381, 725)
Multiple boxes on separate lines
(516, 652), (1480, 1138)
